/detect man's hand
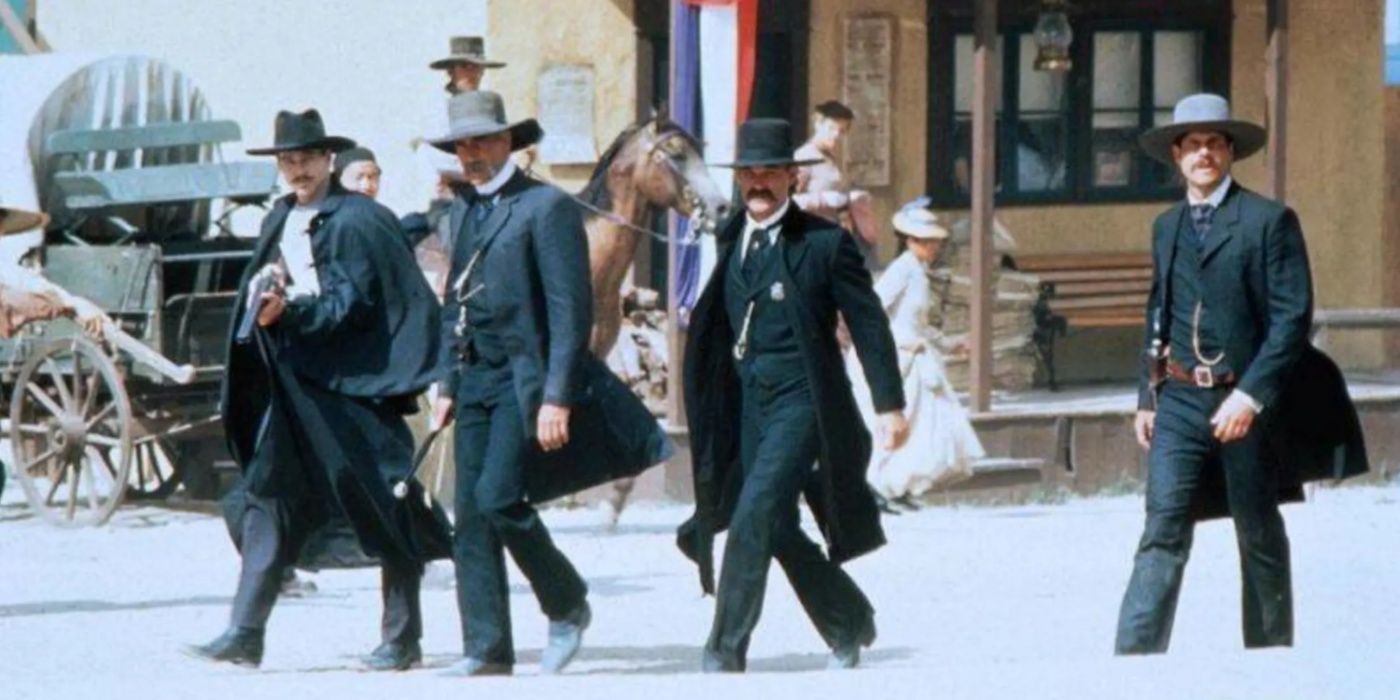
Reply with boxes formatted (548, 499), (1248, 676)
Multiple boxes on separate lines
(1134, 410), (1155, 451)
(256, 289), (287, 327)
(430, 396), (455, 432)
(878, 410), (910, 451)
(1210, 392), (1257, 443)
(537, 403), (571, 452)
(68, 298), (106, 339)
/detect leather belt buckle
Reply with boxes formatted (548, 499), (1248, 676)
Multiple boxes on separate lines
(1192, 365), (1215, 388)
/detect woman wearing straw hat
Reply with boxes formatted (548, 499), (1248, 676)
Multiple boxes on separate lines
(846, 199), (984, 511)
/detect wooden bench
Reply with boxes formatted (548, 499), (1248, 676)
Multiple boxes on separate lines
(1016, 252), (1153, 389)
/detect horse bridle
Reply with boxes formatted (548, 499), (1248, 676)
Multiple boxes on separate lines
(544, 124), (717, 245)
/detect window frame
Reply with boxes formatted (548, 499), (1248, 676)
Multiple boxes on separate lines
(926, 4), (1232, 208)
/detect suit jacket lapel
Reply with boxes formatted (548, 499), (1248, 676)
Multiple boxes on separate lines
(778, 204), (810, 284)
(472, 171), (527, 256)
(1199, 182), (1240, 267)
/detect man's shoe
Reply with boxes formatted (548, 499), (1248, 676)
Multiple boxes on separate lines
(828, 619), (877, 670)
(279, 570), (318, 597)
(701, 649), (744, 673)
(440, 657), (514, 677)
(184, 628), (264, 668)
(365, 640), (422, 671)
(540, 601), (591, 674)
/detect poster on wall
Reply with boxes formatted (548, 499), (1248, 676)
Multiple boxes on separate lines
(841, 14), (893, 188)
(537, 64), (597, 164)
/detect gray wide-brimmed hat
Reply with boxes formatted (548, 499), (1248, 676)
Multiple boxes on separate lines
(715, 119), (821, 168)
(1139, 94), (1266, 165)
(0, 199), (48, 236)
(246, 109), (356, 156)
(429, 35), (506, 70)
(427, 91), (542, 154)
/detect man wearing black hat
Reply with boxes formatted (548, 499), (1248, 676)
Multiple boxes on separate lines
(678, 118), (908, 672)
(1115, 94), (1368, 654)
(427, 91), (671, 677)
(431, 35), (506, 95)
(189, 109), (450, 671)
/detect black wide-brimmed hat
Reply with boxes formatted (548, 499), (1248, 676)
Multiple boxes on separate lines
(715, 119), (821, 168)
(426, 91), (542, 154)
(334, 146), (378, 175)
(0, 199), (48, 236)
(246, 109), (356, 156)
(430, 35), (506, 70)
(1139, 93), (1266, 165)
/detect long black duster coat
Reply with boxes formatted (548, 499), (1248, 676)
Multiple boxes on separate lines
(220, 187), (449, 563)
(679, 205), (905, 593)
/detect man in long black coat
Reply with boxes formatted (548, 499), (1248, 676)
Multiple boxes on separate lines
(189, 110), (449, 671)
(428, 91), (671, 677)
(1116, 94), (1368, 654)
(680, 119), (908, 673)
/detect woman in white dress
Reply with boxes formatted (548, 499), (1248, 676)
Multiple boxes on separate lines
(846, 202), (985, 509)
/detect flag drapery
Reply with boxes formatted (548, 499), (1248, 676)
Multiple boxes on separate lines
(671, 0), (758, 321)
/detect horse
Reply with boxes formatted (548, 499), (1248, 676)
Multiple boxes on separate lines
(573, 115), (728, 522)
(576, 115), (728, 357)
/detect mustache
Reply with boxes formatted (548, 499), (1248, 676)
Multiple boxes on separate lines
(744, 188), (776, 200)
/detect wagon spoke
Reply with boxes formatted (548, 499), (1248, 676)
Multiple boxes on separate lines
(41, 357), (74, 409)
(65, 457), (81, 520)
(85, 402), (117, 431)
(21, 448), (58, 475)
(86, 433), (122, 448)
(24, 382), (65, 419)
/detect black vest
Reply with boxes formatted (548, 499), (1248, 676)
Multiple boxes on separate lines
(1167, 214), (1226, 371)
(724, 236), (804, 387)
(455, 199), (509, 363)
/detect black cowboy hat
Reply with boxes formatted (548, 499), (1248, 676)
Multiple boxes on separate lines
(1139, 93), (1266, 165)
(715, 119), (821, 169)
(246, 109), (356, 156)
(426, 91), (542, 154)
(429, 35), (506, 70)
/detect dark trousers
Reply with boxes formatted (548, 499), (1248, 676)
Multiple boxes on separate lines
(1115, 383), (1293, 654)
(452, 361), (587, 664)
(226, 490), (424, 644)
(706, 374), (874, 669)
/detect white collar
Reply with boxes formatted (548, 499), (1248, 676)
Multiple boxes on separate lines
(475, 161), (518, 197)
(1187, 175), (1233, 208)
(745, 198), (791, 232)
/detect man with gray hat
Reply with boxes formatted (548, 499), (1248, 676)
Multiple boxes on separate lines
(427, 90), (671, 676)
(1115, 94), (1367, 654)
(190, 109), (450, 671)
(432, 35), (505, 95)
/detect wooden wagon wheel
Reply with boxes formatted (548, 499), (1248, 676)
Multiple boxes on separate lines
(7, 337), (133, 527)
(125, 438), (181, 501)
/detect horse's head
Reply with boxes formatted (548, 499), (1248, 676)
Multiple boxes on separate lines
(628, 118), (729, 236)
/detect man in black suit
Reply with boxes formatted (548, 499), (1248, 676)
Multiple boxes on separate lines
(680, 119), (908, 672)
(429, 91), (670, 677)
(1116, 94), (1367, 653)
(189, 110), (449, 671)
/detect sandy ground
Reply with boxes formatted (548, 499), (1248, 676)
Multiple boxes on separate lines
(2, 484), (1398, 700)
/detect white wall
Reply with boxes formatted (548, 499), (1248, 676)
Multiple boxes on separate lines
(37, 0), (490, 222)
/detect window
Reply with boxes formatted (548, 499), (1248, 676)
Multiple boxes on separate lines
(929, 4), (1230, 206)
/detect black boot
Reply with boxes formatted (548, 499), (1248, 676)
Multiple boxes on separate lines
(366, 640), (422, 671)
(185, 628), (264, 668)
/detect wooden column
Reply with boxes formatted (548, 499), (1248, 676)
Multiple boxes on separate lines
(969, 0), (998, 412)
(1265, 0), (1288, 201)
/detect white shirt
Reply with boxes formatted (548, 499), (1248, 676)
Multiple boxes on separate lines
(1187, 174), (1233, 208)
(739, 198), (790, 262)
(278, 204), (321, 300)
(475, 160), (517, 199)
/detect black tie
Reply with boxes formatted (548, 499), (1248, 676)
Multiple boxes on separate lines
(741, 225), (773, 282)
(472, 195), (495, 223)
(1190, 204), (1215, 246)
